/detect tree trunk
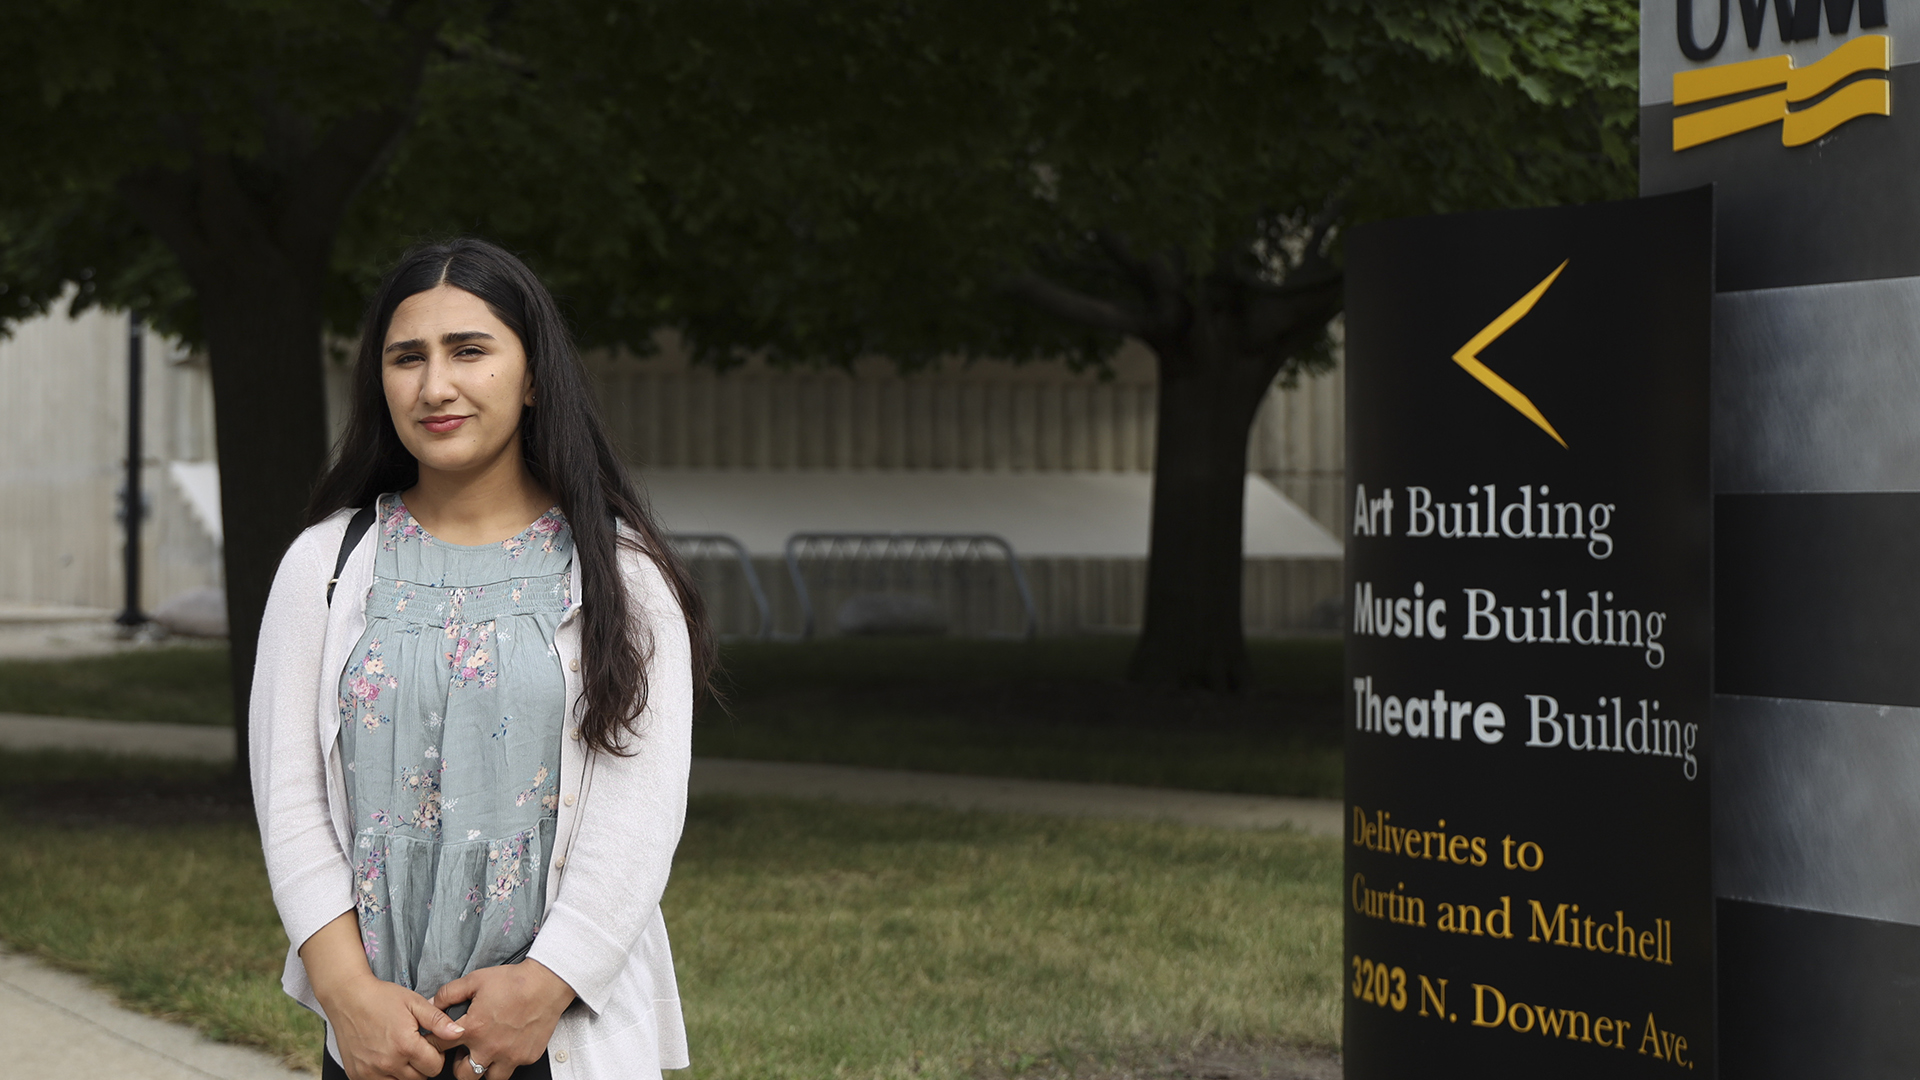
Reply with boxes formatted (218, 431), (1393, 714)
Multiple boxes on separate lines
(120, 167), (355, 777)
(115, 59), (427, 772)
(1005, 259), (1332, 693)
(199, 263), (331, 770)
(1126, 336), (1277, 692)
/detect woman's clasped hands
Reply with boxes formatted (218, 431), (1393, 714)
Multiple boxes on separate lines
(306, 905), (576, 1080)
(427, 960), (578, 1080)
(317, 972), (466, 1080)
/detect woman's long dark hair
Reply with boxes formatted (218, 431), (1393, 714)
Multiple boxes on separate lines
(306, 237), (715, 753)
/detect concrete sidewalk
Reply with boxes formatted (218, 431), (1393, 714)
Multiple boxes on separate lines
(0, 605), (200, 660)
(0, 713), (1342, 836)
(0, 712), (235, 760)
(0, 948), (300, 1079)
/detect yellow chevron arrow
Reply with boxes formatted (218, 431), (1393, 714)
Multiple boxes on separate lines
(1451, 260), (1569, 448)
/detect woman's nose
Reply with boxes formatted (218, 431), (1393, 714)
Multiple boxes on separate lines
(419, 354), (457, 403)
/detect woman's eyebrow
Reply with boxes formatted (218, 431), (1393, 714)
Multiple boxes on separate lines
(383, 330), (496, 354)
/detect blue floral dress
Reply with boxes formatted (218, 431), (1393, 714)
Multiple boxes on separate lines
(337, 494), (571, 999)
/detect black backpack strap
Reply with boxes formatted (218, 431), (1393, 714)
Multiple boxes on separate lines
(326, 503), (379, 606)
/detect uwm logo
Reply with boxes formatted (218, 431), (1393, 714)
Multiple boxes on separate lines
(1673, 0), (1892, 150)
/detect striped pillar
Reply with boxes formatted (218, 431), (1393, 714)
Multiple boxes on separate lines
(1643, 1), (1920, 1072)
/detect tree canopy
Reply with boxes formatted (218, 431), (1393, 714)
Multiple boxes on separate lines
(4, 1), (1636, 349)
(482, 0), (1640, 687)
(565, 0), (1639, 366)
(0, 0), (1639, 728)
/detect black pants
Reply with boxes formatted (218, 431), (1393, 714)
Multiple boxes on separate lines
(323, 1050), (553, 1080)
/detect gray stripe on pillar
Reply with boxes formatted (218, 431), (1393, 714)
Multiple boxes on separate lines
(1714, 276), (1920, 494)
(1715, 692), (1920, 925)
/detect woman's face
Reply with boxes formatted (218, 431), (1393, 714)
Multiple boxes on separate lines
(382, 284), (535, 481)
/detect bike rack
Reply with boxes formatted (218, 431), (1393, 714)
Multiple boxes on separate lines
(667, 532), (773, 641)
(782, 532), (1038, 640)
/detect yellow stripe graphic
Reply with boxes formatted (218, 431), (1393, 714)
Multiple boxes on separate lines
(1671, 33), (1890, 151)
(1674, 90), (1790, 150)
(1786, 33), (1890, 101)
(1674, 54), (1789, 106)
(1784, 77), (1891, 144)
(1451, 261), (1569, 449)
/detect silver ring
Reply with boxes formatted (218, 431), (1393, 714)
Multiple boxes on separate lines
(470, 1060), (488, 1076)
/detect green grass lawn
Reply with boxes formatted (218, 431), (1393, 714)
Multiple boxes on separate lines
(0, 635), (1344, 797)
(0, 750), (1342, 1078)
(0, 644), (231, 726)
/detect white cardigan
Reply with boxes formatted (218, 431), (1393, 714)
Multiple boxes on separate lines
(249, 507), (692, 1078)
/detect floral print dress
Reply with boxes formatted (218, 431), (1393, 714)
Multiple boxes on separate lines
(337, 494), (571, 999)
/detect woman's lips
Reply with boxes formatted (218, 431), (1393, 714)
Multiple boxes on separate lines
(421, 415), (468, 434)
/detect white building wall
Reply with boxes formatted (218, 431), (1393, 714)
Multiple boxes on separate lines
(587, 334), (1347, 535)
(587, 334), (1347, 636)
(0, 305), (222, 612)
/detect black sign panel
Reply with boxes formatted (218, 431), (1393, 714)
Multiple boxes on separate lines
(1342, 189), (1713, 1078)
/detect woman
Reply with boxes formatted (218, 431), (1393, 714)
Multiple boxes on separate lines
(249, 238), (713, 1080)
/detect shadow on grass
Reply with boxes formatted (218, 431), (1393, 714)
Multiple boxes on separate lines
(704, 636), (1344, 798)
(0, 747), (250, 827)
(0, 635), (1347, 798)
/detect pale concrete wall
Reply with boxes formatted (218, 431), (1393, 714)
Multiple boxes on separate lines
(601, 333), (1348, 637)
(586, 332), (1347, 535)
(0, 304), (223, 612)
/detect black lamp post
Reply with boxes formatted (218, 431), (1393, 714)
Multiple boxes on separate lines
(115, 313), (146, 629)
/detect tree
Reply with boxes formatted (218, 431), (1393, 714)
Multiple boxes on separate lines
(0, 2), (483, 759)
(0, 1), (657, 751)
(1008, 1), (1639, 690)
(494, 0), (1640, 690)
(0, 0), (1638, 772)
